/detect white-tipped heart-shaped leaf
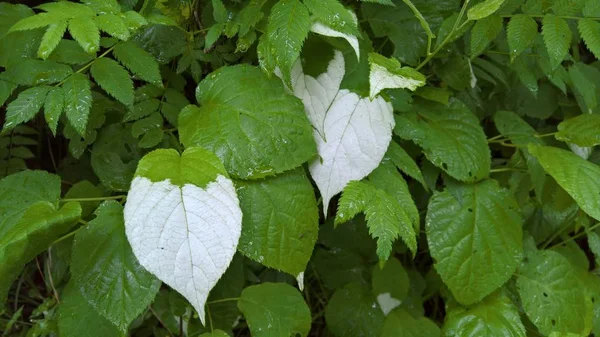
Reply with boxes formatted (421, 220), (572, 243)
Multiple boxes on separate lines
(287, 50), (395, 215)
(368, 53), (426, 99)
(309, 9), (360, 60)
(124, 147), (242, 325)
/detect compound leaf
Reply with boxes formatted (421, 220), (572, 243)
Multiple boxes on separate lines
(68, 17), (100, 53)
(467, 0), (506, 20)
(90, 57), (134, 106)
(113, 40), (163, 87)
(579, 18), (600, 60)
(3, 86), (51, 132)
(470, 14), (503, 57)
(542, 14), (571, 69)
(63, 72), (92, 137)
(262, 0), (310, 85)
(38, 20), (67, 59)
(507, 14), (538, 61)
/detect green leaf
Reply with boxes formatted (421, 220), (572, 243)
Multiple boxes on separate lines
(372, 257), (409, 314)
(48, 39), (94, 65)
(63, 73), (92, 137)
(443, 291), (526, 336)
(68, 17), (100, 53)
(264, 0), (310, 84)
(131, 24), (186, 64)
(467, 0), (507, 20)
(237, 168), (318, 276)
(38, 21), (67, 59)
(236, 0), (266, 36)
(83, 0), (121, 15)
(507, 14), (538, 61)
(470, 14), (503, 57)
(71, 201), (161, 332)
(63, 180), (104, 218)
(493, 110), (547, 199)
(90, 57), (134, 106)
(0, 59), (73, 86)
(205, 23), (223, 50)
(0, 201), (81, 303)
(360, 0), (395, 5)
(386, 141), (426, 189)
(57, 283), (121, 337)
(556, 114), (600, 147)
(363, 0), (455, 66)
(325, 282), (385, 337)
(91, 124), (141, 191)
(238, 283), (311, 337)
(426, 179), (523, 305)
(579, 18), (600, 60)
(368, 53), (426, 98)
(199, 331), (230, 337)
(179, 65), (316, 180)
(542, 14), (571, 69)
(122, 10), (148, 30)
(9, 13), (60, 32)
(583, 0), (600, 17)
(95, 13), (130, 40)
(335, 173), (418, 260)
(528, 145), (600, 221)
(44, 86), (64, 136)
(3, 86), (51, 132)
(381, 308), (440, 337)
(303, 0), (359, 36)
(394, 101), (491, 182)
(113, 41), (163, 87)
(568, 62), (599, 113)
(517, 248), (592, 335)
(123, 148), (242, 325)
(212, 0), (228, 23)
(37, 1), (95, 18)
(0, 170), (61, 235)
(0, 80), (16, 107)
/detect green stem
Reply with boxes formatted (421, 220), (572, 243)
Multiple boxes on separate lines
(490, 167), (526, 173)
(56, 45), (117, 87)
(206, 297), (239, 305)
(487, 134), (506, 142)
(548, 222), (600, 249)
(501, 14), (600, 21)
(52, 228), (81, 246)
(60, 195), (126, 203)
(535, 132), (557, 138)
(401, 0), (435, 54)
(416, 0), (471, 71)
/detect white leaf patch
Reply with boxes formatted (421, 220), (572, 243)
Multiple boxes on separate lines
(376, 292), (401, 316)
(368, 53), (426, 99)
(287, 51), (394, 215)
(310, 10), (360, 61)
(124, 175), (242, 325)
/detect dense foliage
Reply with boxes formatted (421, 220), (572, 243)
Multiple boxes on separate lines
(1, 0), (600, 336)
